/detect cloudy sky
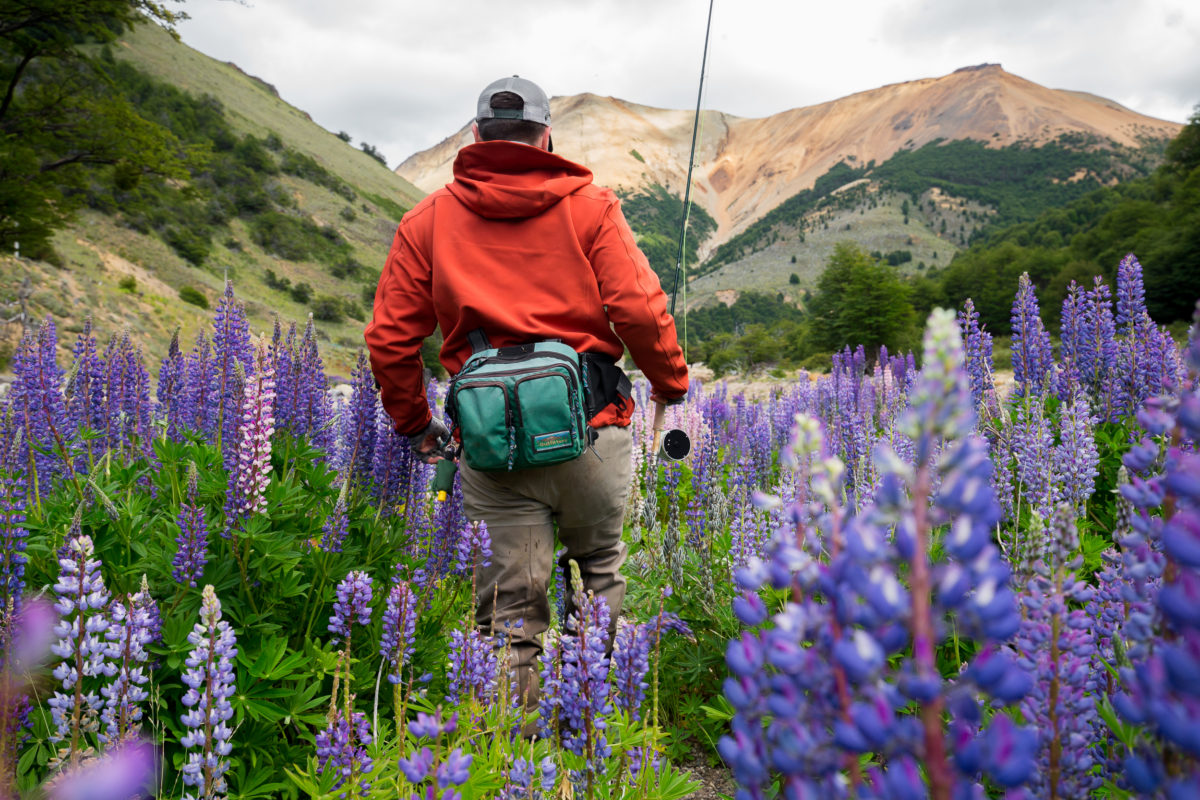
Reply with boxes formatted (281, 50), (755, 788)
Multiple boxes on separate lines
(175, 0), (1200, 169)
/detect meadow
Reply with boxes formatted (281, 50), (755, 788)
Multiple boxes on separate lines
(1, 253), (1198, 799)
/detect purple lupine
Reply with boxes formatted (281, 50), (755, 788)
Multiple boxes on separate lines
(132, 575), (161, 650)
(339, 351), (380, 491)
(1011, 273), (1055, 398)
(101, 332), (156, 462)
(380, 580), (418, 685)
(315, 711), (373, 798)
(296, 317), (336, 456)
(1012, 398), (1055, 522)
(47, 738), (155, 800)
(222, 351), (275, 536)
(99, 594), (153, 744)
(180, 585), (237, 800)
(454, 520), (492, 576)
(65, 317), (107, 462)
(157, 329), (188, 442)
(1054, 393), (1099, 512)
(610, 620), (651, 720)
(210, 281), (255, 460)
(1115, 253), (1147, 333)
(319, 494), (349, 554)
(446, 628), (498, 706)
(9, 317), (77, 499)
(1107, 328), (1200, 792)
(270, 320), (296, 434)
(47, 527), (115, 761)
(371, 409), (412, 516)
(557, 564), (613, 782)
(0, 465), (27, 618)
(501, 755), (557, 799)
(183, 332), (216, 437)
(1058, 282), (1090, 400)
(399, 711), (472, 796)
(173, 466), (209, 587)
(719, 310), (1034, 799)
(329, 571), (373, 645)
(958, 298), (995, 412)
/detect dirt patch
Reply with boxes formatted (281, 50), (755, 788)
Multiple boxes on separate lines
(681, 752), (735, 799)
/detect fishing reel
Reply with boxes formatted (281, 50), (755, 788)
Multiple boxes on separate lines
(652, 402), (692, 462)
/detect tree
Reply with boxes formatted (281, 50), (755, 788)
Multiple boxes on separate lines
(0, 0), (191, 254)
(805, 242), (916, 354)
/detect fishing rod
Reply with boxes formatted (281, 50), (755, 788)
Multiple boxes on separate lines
(652, 0), (713, 465)
(668, 0), (715, 318)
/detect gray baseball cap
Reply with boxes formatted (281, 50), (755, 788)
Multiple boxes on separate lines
(476, 75), (552, 125)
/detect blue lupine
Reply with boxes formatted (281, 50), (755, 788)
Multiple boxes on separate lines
(329, 571), (373, 644)
(172, 466), (209, 587)
(1011, 273), (1055, 398)
(315, 711), (373, 798)
(47, 527), (115, 758)
(380, 580), (418, 685)
(99, 593), (153, 744)
(180, 585), (237, 800)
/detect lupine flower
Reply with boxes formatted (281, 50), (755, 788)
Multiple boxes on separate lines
(101, 332), (155, 462)
(380, 581), (418, 684)
(46, 738), (156, 800)
(1011, 273), (1055, 398)
(296, 317), (337, 456)
(339, 351), (379, 490)
(319, 494), (350, 553)
(99, 594), (153, 744)
(329, 571), (373, 644)
(9, 317), (77, 497)
(611, 620), (651, 719)
(210, 281), (255, 461)
(958, 298), (995, 411)
(157, 328), (188, 442)
(0, 465), (28, 618)
(315, 711), (373, 798)
(446, 628), (498, 705)
(223, 350), (276, 535)
(65, 318), (107, 462)
(183, 332), (216, 437)
(180, 585), (237, 800)
(557, 570), (613, 777)
(454, 520), (492, 574)
(1054, 393), (1099, 511)
(173, 466), (209, 587)
(48, 526), (114, 753)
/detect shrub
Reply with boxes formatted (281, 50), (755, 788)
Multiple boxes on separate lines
(290, 282), (313, 304)
(178, 285), (208, 309)
(789, 273), (800, 284)
(310, 294), (344, 322)
(339, 206), (356, 222)
(117, 275), (137, 293)
(165, 226), (211, 266)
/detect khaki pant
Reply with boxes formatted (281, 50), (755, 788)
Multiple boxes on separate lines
(459, 424), (633, 707)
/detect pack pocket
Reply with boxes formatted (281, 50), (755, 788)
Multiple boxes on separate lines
(453, 381), (512, 471)
(515, 371), (582, 466)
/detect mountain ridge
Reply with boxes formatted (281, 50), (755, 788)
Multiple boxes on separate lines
(395, 65), (1181, 254)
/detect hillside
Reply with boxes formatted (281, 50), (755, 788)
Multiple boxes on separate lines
(0, 22), (425, 380)
(396, 64), (1181, 252)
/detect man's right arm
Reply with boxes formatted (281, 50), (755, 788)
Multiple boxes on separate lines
(364, 223), (437, 436)
(587, 196), (689, 402)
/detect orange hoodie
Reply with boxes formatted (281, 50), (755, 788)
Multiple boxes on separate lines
(365, 140), (689, 437)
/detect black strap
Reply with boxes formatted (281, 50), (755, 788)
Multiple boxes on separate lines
(467, 328), (491, 354)
(581, 352), (632, 420)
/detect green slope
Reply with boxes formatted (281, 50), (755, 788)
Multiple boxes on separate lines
(0, 22), (425, 380)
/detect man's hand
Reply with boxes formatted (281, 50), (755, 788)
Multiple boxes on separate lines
(649, 392), (685, 407)
(407, 418), (450, 464)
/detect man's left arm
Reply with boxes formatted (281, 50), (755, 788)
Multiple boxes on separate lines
(365, 224), (438, 436)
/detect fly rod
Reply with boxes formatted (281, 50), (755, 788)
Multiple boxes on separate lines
(669, 0), (715, 317)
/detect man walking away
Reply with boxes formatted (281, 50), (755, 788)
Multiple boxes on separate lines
(365, 75), (688, 714)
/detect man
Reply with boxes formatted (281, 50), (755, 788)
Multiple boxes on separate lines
(364, 75), (688, 708)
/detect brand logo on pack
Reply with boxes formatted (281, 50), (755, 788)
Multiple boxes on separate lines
(532, 430), (572, 452)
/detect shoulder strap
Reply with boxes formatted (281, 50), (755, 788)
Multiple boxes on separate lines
(467, 328), (491, 354)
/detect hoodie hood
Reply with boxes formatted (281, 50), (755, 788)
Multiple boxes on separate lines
(446, 141), (594, 220)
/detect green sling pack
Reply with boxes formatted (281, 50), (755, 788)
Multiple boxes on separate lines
(447, 335), (589, 472)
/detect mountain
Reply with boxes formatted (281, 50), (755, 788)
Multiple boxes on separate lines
(396, 65), (1181, 308)
(0, 22), (424, 379)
